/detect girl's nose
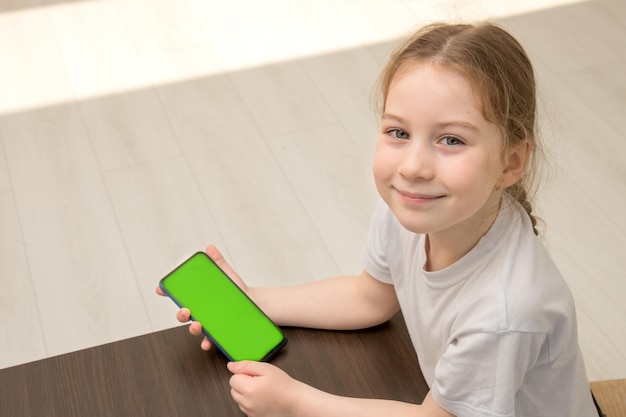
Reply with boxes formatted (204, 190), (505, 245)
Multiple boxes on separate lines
(397, 144), (434, 181)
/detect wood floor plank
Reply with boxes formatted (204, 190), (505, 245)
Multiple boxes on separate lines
(266, 124), (378, 274)
(0, 2), (63, 79)
(563, 0), (626, 61)
(0, 191), (47, 369)
(259, 0), (361, 56)
(299, 47), (381, 117)
(116, 0), (213, 51)
(0, 141), (11, 193)
(134, 41), (224, 86)
(188, 0), (293, 71)
(1, 102), (151, 357)
(577, 308), (626, 381)
(336, 106), (379, 163)
(46, 0), (148, 99)
(228, 61), (337, 137)
(501, 8), (619, 74)
(537, 64), (626, 238)
(78, 89), (182, 171)
(298, 47), (382, 161)
(560, 61), (626, 148)
(328, 0), (419, 45)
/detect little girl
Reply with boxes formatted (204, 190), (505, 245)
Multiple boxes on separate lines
(159, 22), (598, 417)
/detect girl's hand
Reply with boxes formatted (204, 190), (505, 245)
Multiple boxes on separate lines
(155, 245), (250, 351)
(228, 361), (303, 417)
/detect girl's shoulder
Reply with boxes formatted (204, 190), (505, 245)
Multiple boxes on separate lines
(457, 199), (576, 334)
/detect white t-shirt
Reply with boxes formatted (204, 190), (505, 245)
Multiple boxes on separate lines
(363, 198), (598, 417)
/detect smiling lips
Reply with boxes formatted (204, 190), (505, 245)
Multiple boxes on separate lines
(395, 188), (445, 205)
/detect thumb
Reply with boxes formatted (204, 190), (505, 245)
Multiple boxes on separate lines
(227, 361), (268, 376)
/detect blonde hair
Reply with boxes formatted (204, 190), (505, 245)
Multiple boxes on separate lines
(376, 22), (542, 235)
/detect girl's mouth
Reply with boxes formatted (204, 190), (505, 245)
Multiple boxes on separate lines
(396, 189), (445, 205)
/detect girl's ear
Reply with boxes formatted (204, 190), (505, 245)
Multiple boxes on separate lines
(499, 140), (530, 188)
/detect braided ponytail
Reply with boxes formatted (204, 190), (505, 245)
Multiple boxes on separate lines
(506, 183), (540, 236)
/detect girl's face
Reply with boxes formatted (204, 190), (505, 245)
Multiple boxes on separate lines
(374, 62), (514, 242)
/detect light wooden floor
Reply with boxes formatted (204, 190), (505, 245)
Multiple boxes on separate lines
(0, 0), (624, 381)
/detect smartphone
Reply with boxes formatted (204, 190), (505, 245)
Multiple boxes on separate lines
(159, 252), (287, 362)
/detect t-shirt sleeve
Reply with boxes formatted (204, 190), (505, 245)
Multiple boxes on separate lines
(362, 200), (394, 284)
(431, 330), (546, 417)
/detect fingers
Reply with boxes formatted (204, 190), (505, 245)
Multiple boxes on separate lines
(228, 362), (260, 397)
(176, 308), (191, 323)
(181, 319), (210, 350)
(155, 286), (165, 296)
(187, 319), (200, 331)
(205, 245), (239, 281)
(205, 244), (225, 263)
(184, 316), (213, 351)
(227, 360), (270, 376)
(200, 337), (212, 351)
(227, 361), (292, 415)
(177, 310), (203, 337)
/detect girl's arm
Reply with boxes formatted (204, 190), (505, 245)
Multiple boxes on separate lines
(228, 361), (455, 417)
(250, 270), (400, 330)
(206, 244), (400, 330)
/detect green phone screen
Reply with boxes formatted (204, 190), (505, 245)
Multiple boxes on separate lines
(159, 252), (286, 361)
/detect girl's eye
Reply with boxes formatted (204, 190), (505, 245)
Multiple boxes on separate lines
(439, 136), (464, 146)
(388, 129), (410, 140)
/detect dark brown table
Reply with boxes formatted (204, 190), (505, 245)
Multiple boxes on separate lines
(1, 313), (428, 416)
